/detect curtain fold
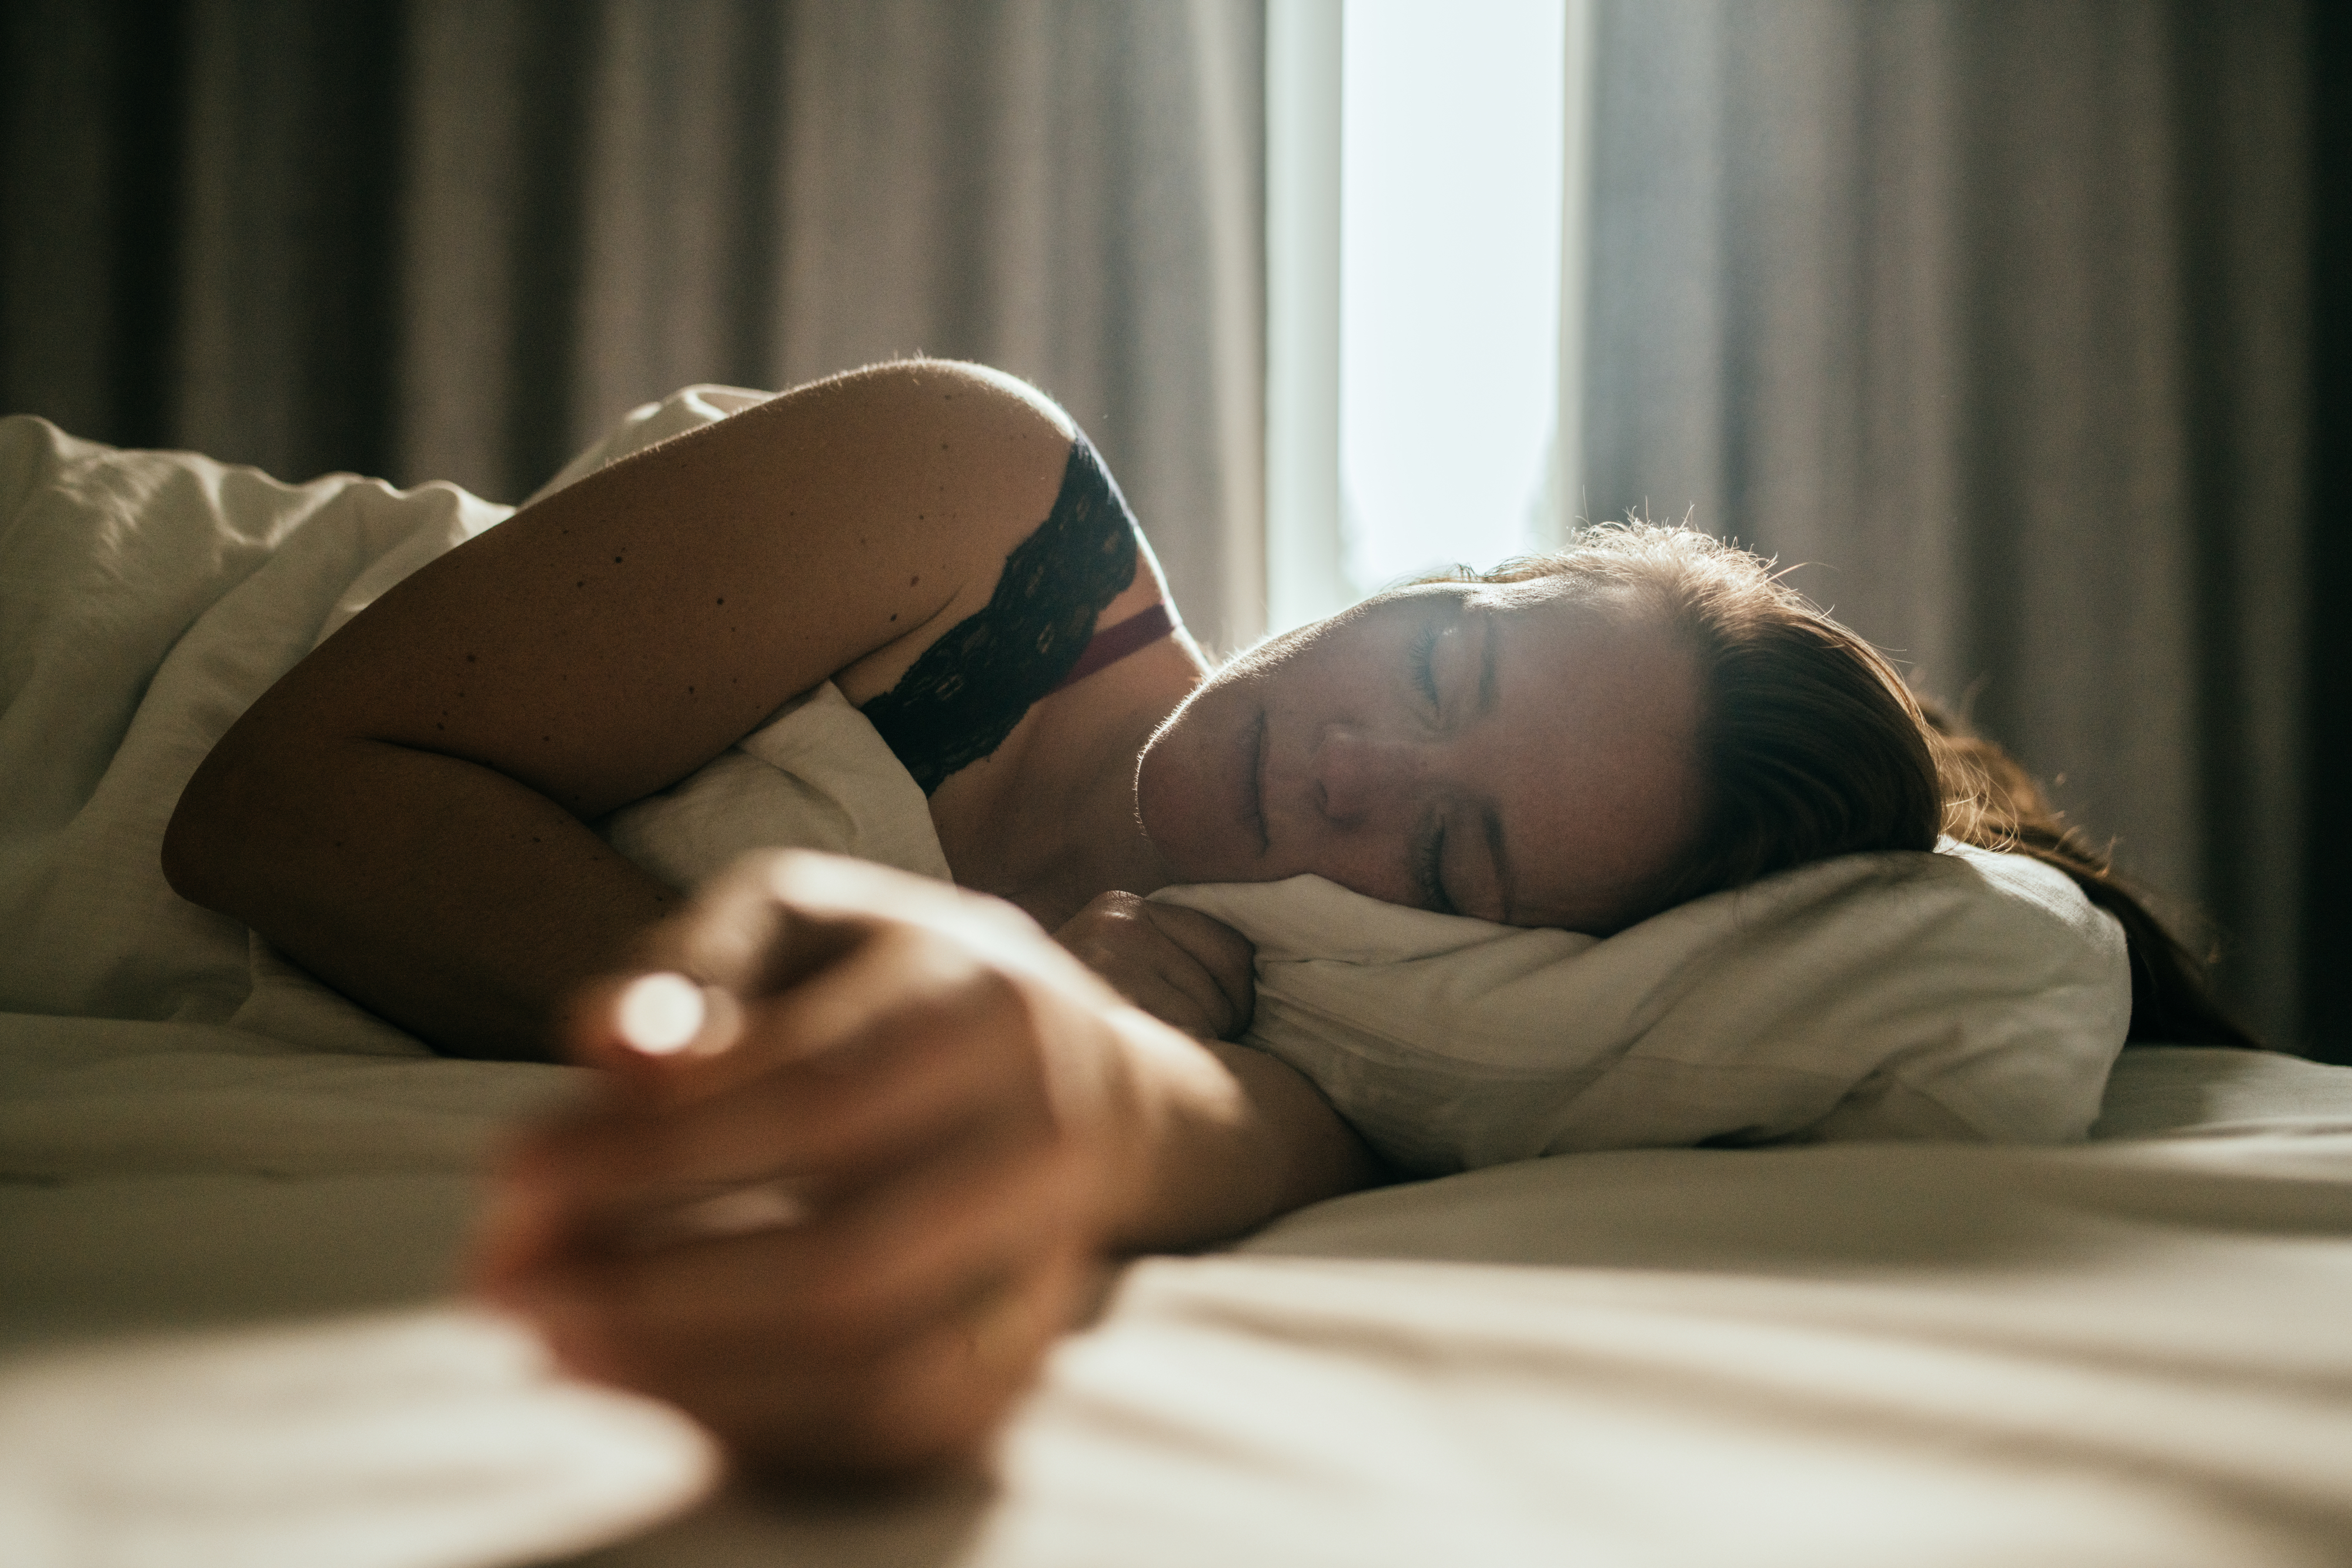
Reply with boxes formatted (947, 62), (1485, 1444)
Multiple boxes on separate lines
(1581, 0), (2314, 1052)
(7, 0), (2334, 1054)
(0, 0), (1266, 650)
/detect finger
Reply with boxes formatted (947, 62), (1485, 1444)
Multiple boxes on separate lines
(573, 854), (1098, 1096)
(557, 865), (856, 1086)
(674, 1245), (1094, 1479)
(562, 848), (927, 1076)
(570, 972), (747, 1079)
(753, 850), (1081, 997)
(504, 960), (1056, 1228)
(1090, 935), (1229, 1038)
(1150, 938), (1248, 1038)
(1141, 903), (1255, 1034)
(1102, 960), (1227, 1039)
(1051, 890), (1147, 952)
(475, 1153), (821, 1306)
(779, 1246), (1095, 1477)
(1093, 917), (1242, 1037)
(1055, 894), (1236, 1036)
(517, 1116), (1088, 1382)
(611, 971), (709, 1055)
(568, 919), (956, 1116)
(470, 1160), (573, 1303)
(649, 850), (869, 998)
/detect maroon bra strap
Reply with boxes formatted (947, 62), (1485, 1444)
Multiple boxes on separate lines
(1047, 601), (1177, 695)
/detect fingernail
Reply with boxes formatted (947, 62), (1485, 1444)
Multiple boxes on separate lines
(614, 972), (706, 1055)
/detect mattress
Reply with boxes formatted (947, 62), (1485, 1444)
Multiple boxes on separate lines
(5, 1045), (2350, 1568)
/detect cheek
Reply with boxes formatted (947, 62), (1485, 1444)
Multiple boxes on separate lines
(1135, 673), (1267, 879)
(1134, 687), (1218, 857)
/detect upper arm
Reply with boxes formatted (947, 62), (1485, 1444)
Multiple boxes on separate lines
(218, 360), (1080, 820)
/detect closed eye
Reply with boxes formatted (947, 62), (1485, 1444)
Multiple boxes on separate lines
(1415, 820), (1455, 915)
(1412, 620), (1442, 708)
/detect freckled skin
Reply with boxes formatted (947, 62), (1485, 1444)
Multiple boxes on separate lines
(167, 359), (1401, 1482)
(1138, 580), (1704, 932)
(165, 360), (1093, 1057)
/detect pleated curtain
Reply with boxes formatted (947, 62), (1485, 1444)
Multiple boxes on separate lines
(1580, 0), (2314, 1050)
(0, 0), (1268, 652)
(5, 0), (2341, 1055)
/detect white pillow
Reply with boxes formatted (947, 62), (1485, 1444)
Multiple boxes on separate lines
(1153, 842), (2130, 1175)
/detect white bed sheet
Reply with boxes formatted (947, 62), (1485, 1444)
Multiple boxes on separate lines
(591, 1048), (2352, 1568)
(6, 1046), (2351, 1568)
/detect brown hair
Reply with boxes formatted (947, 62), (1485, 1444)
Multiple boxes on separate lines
(1468, 523), (2255, 1048)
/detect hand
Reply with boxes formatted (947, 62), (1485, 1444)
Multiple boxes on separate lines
(471, 851), (1171, 1478)
(1054, 891), (1255, 1041)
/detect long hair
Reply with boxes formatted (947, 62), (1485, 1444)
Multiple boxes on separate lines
(1468, 523), (2254, 1048)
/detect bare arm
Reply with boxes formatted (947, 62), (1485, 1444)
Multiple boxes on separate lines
(473, 852), (1383, 1475)
(163, 360), (1383, 1470)
(163, 361), (1075, 1059)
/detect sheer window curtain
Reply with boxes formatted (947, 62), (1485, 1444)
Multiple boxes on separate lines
(0, 0), (1267, 652)
(1576, 0), (2321, 1055)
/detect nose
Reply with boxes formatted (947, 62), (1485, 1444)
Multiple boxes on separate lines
(1312, 726), (1432, 826)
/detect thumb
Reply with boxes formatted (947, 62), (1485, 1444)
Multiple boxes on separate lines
(559, 970), (744, 1085)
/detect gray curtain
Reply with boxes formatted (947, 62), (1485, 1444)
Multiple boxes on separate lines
(1581, 0), (2315, 1052)
(0, 0), (1267, 651)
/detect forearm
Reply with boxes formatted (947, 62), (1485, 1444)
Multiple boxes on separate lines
(1095, 1009), (1384, 1252)
(165, 734), (678, 1060)
(475, 849), (1385, 1476)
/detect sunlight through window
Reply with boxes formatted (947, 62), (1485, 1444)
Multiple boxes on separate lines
(1342, 0), (1565, 594)
(1268, 0), (1589, 636)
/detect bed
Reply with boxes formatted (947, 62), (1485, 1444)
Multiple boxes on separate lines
(6, 403), (2351, 1567)
(6, 1042), (2351, 1567)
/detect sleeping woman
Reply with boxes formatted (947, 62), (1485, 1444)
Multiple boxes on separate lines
(159, 359), (2244, 1476)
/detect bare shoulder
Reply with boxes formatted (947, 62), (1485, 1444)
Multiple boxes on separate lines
(636, 357), (1079, 580)
(708, 359), (1077, 540)
(779, 357), (1077, 454)
(221, 359), (1090, 822)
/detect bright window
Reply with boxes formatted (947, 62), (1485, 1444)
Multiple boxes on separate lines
(1266, 0), (1592, 636)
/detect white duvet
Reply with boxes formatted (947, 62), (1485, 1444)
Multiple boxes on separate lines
(6, 400), (2350, 1567)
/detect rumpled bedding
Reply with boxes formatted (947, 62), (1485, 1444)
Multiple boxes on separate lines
(7, 1050), (2351, 1568)
(6, 397), (2350, 1566)
(1160, 844), (2128, 1173)
(0, 387), (2124, 1165)
(0, 413), (505, 1055)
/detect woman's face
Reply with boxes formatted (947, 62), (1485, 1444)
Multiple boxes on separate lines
(1135, 579), (1705, 931)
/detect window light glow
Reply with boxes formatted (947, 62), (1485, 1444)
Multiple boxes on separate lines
(1338, 0), (1568, 598)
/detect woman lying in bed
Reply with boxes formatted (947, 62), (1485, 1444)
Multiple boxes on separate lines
(160, 359), (2241, 1476)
